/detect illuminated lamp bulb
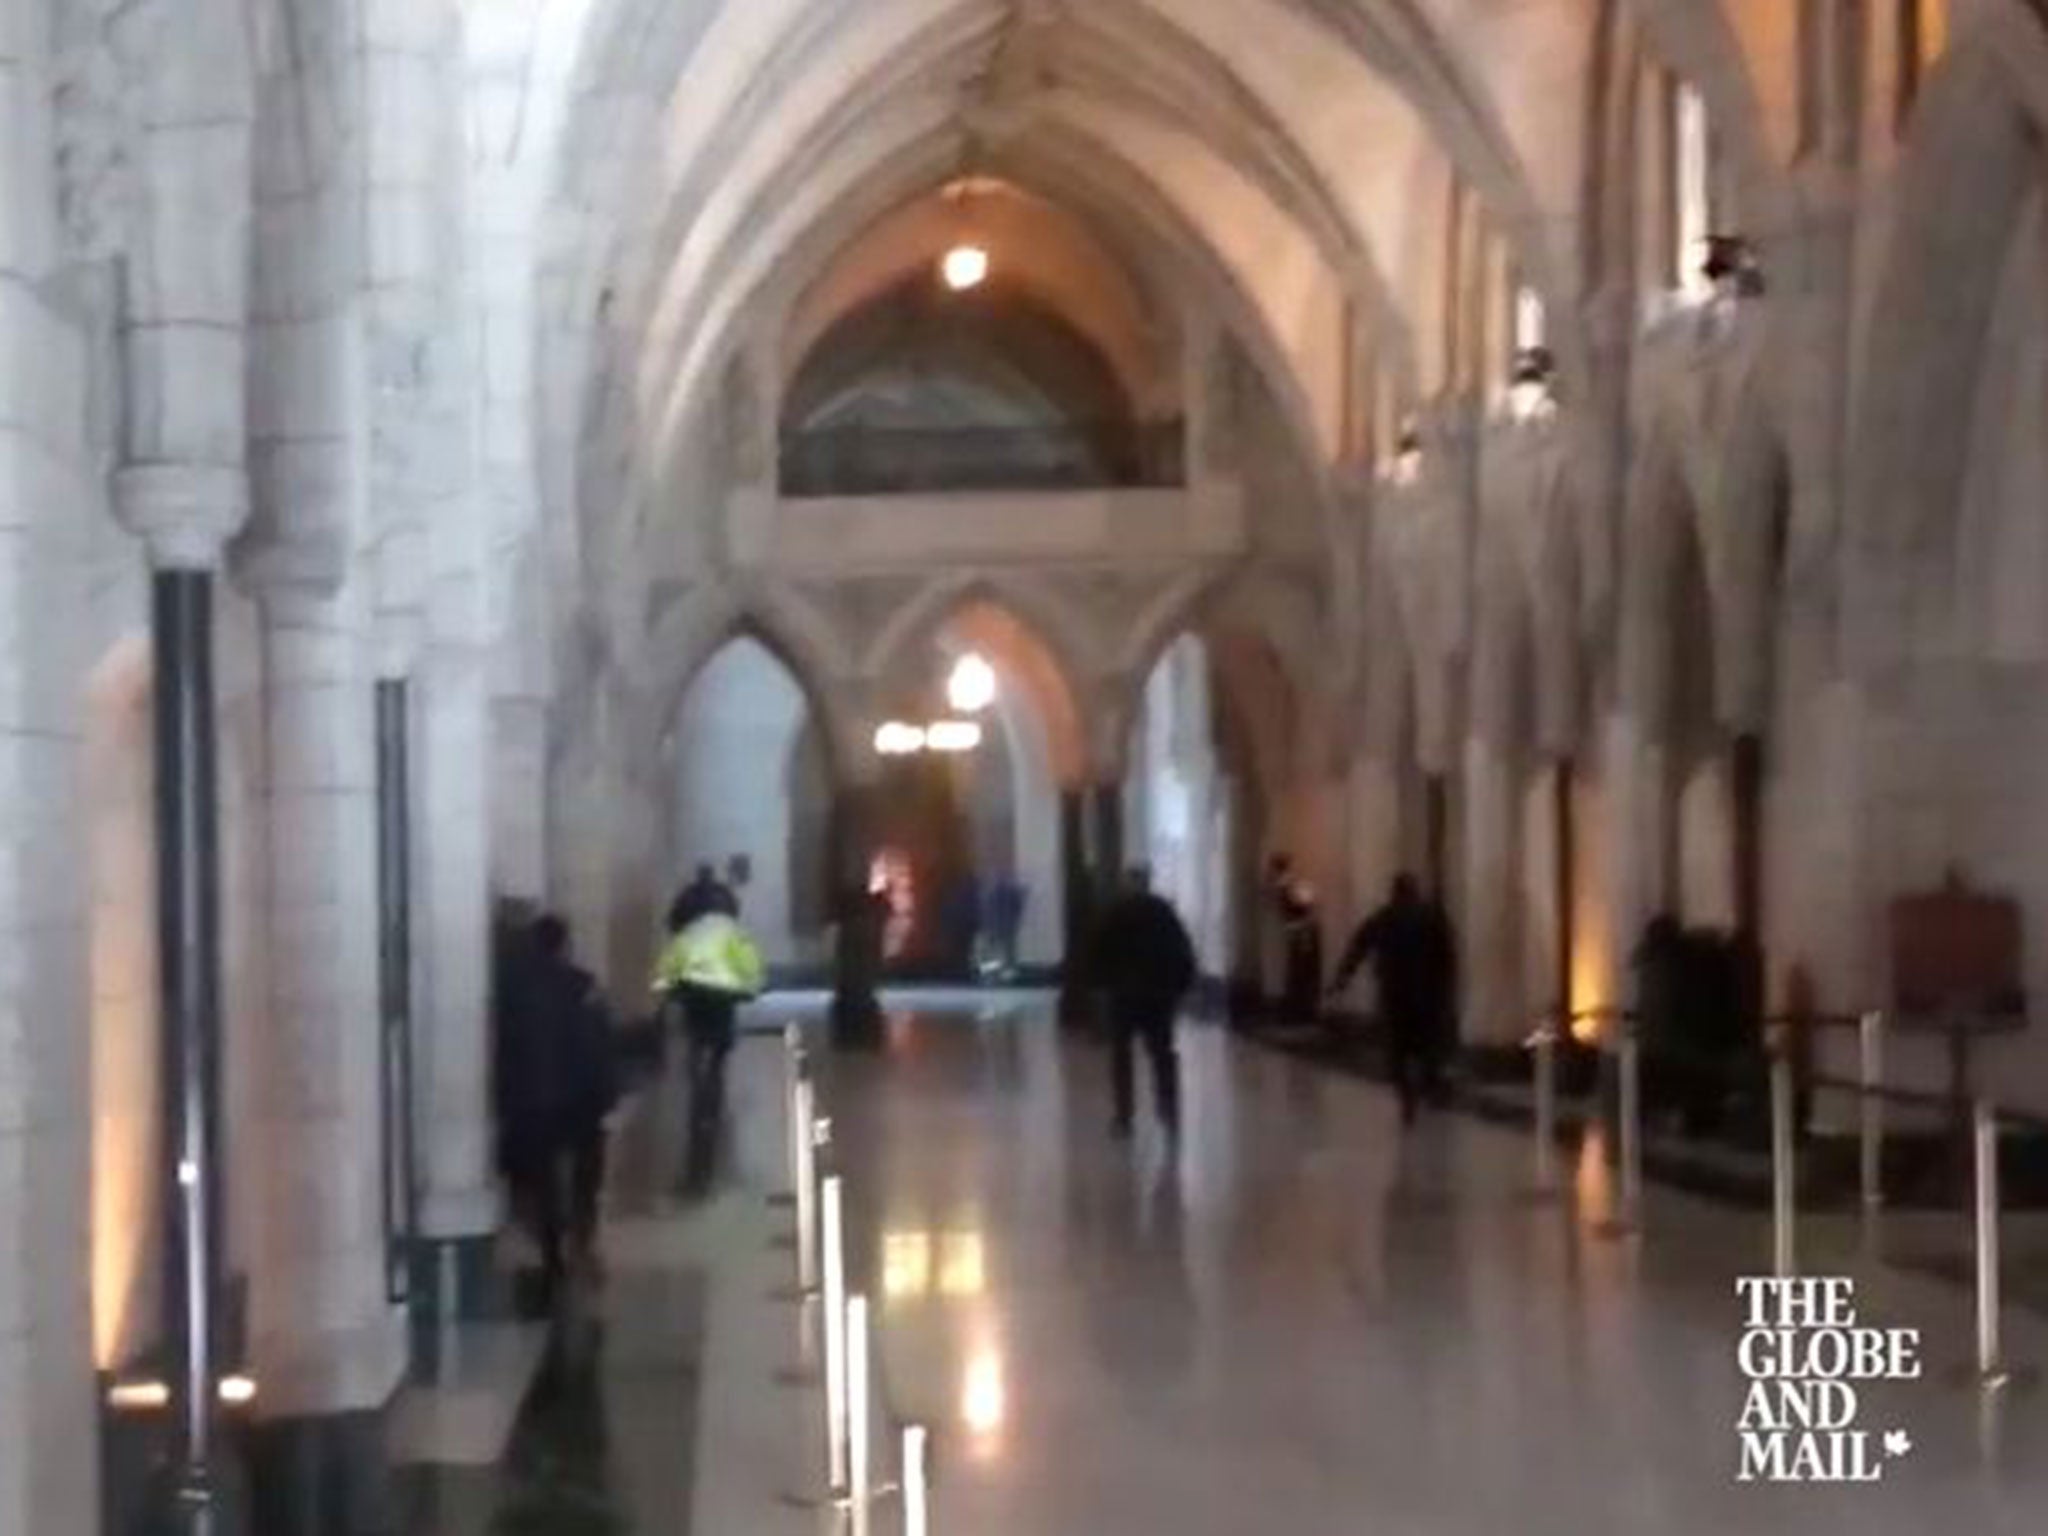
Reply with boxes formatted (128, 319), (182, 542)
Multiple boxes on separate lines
(946, 652), (998, 714)
(940, 244), (990, 292)
(875, 721), (927, 756)
(926, 720), (983, 754)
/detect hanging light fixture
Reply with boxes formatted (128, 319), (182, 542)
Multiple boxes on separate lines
(938, 163), (991, 293)
(941, 242), (990, 292)
(946, 652), (998, 713)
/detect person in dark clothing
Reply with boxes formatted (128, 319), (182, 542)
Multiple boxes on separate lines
(667, 863), (739, 934)
(1329, 874), (1458, 1124)
(1088, 868), (1199, 1140)
(497, 914), (617, 1299)
(1278, 876), (1324, 1026)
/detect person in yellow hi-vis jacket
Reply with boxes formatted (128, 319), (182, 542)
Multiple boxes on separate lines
(653, 907), (766, 1192)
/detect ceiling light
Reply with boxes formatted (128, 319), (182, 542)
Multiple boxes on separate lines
(926, 720), (983, 753)
(946, 652), (998, 713)
(941, 244), (990, 292)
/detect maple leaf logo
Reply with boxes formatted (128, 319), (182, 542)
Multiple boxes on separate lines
(1884, 1429), (1912, 1457)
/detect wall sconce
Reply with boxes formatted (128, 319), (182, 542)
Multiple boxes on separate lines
(1701, 234), (1764, 299)
(1507, 345), (1558, 424)
(1389, 420), (1425, 487)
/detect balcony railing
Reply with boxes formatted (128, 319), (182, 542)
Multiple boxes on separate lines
(779, 419), (1187, 497)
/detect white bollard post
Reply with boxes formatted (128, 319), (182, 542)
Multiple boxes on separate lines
(902, 1424), (930, 1536)
(784, 1025), (804, 1188)
(847, 1294), (873, 1536)
(1598, 1029), (1642, 1238)
(1974, 1100), (2008, 1387)
(823, 1175), (849, 1489)
(1533, 1020), (1559, 1194)
(1770, 1041), (1797, 1278)
(1859, 1010), (1884, 1213)
(795, 1088), (819, 1293)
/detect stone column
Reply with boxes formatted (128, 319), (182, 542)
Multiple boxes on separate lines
(1087, 780), (1126, 897)
(105, 0), (258, 1520)
(414, 645), (497, 1265)
(362, 0), (497, 1298)
(1057, 788), (1091, 1022)
(1461, 738), (1524, 1047)
(117, 469), (255, 1536)
(0, 73), (96, 1525)
(245, 568), (408, 1426)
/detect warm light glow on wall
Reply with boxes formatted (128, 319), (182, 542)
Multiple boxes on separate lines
(88, 656), (160, 1371)
(946, 652), (998, 714)
(881, 1230), (987, 1299)
(937, 1232), (987, 1297)
(961, 1347), (1007, 1440)
(883, 1232), (934, 1299)
(1569, 923), (1612, 1043)
(940, 244), (990, 292)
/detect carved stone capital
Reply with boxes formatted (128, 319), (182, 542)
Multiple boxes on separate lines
(115, 462), (248, 569)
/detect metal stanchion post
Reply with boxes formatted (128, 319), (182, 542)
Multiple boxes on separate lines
(1859, 1010), (1884, 1213)
(1533, 1019), (1559, 1195)
(1770, 1038), (1797, 1278)
(1974, 1100), (2010, 1388)
(784, 1025), (804, 1193)
(1598, 1028), (1642, 1238)
(847, 1294), (873, 1536)
(795, 1089), (820, 1293)
(823, 1175), (850, 1490)
(902, 1424), (931, 1536)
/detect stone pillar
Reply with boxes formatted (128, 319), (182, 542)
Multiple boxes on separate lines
(0, 121), (96, 1531)
(831, 776), (884, 1048)
(1088, 780), (1126, 897)
(489, 692), (550, 900)
(414, 646), (498, 1267)
(1058, 789), (1091, 1021)
(246, 574), (408, 1424)
(1461, 737), (1524, 1048)
(359, 0), (496, 1295)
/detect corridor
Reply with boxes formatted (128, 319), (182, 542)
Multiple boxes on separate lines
(448, 996), (2048, 1536)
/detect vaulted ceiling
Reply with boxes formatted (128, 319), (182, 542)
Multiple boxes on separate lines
(487, 0), (1785, 587)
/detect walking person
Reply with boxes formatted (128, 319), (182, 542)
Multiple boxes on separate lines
(496, 913), (618, 1304)
(667, 861), (739, 933)
(1329, 874), (1459, 1125)
(653, 902), (766, 1194)
(1087, 868), (1198, 1142)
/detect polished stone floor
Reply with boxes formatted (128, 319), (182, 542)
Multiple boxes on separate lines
(814, 996), (2048, 1535)
(411, 992), (2048, 1534)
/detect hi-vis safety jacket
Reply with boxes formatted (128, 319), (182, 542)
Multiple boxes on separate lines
(653, 912), (766, 999)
